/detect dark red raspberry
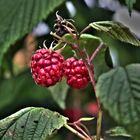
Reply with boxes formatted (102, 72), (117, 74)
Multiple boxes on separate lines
(64, 108), (83, 122)
(31, 48), (64, 87)
(64, 57), (90, 89)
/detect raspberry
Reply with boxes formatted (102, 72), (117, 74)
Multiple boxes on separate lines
(64, 108), (83, 122)
(64, 57), (90, 89)
(86, 102), (99, 117)
(31, 48), (64, 87)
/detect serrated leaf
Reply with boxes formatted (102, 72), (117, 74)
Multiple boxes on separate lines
(48, 79), (69, 109)
(90, 21), (140, 46)
(0, 107), (67, 140)
(0, 71), (51, 110)
(96, 64), (140, 140)
(106, 126), (132, 137)
(125, 0), (136, 16)
(0, 0), (64, 67)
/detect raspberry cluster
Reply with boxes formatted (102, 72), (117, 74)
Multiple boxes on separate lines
(63, 57), (90, 89)
(31, 48), (64, 87)
(31, 49), (91, 89)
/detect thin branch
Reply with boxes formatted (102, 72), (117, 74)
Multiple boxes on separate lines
(74, 120), (91, 137)
(72, 44), (96, 92)
(79, 44), (104, 140)
(96, 110), (103, 140)
(51, 28), (103, 140)
(73, 123), (92, 140)
(80, 25), (91, 35)
(89, 43), (104, 63)
(82, 48), (90, 64)
(64, 124), (88, 140)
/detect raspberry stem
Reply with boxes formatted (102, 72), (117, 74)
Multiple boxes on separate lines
(73, 123), (92, 140)
(51, 20), (103, 139)
(64, 124), (90, 140)
(71, 43), (103, 140)
(96, 109), (103, 140)
(71, 119), (93, 140)
(72, 44), (96, 92)
(80, 25), (91, 35)
(81, 45), (103, 140)
(89, 43), (104, 63)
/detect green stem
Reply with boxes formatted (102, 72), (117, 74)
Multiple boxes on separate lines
(80, 25), (91, 35)
(76, 44), (103, 140)
(64, 124), (88, 140)
(96, 109), (103, 140)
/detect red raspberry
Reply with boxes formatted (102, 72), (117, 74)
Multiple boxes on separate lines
(31, 48), (64, 87)
(64, 57), (90, 89)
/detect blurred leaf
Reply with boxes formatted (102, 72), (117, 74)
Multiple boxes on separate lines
(56, 33), (110, 79)
(96, 64), (140, 140)
(90, 21), (140, 46)
(0, 107), (67, 140)
(72, 1), (113, 30)
(125, 0), (136, 16)
(0, 0), (64, 67)
(107, 126), (132, 137)
(96, 32), (140, 67)
(0, 71), (51, 110)
(48, 79), (69, 109)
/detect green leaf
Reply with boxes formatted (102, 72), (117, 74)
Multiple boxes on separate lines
(0, 71), (51, 110)
(48, 79), (69, 109)
(125, 0), (136, 16)
(106, 126), (132, 137)
(0, 0), (64, 67)
(90, 21), (140, 46)
(56, 33), (110, 79)
(96, 64), (140, 140)
(0, 107), (67, 140)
